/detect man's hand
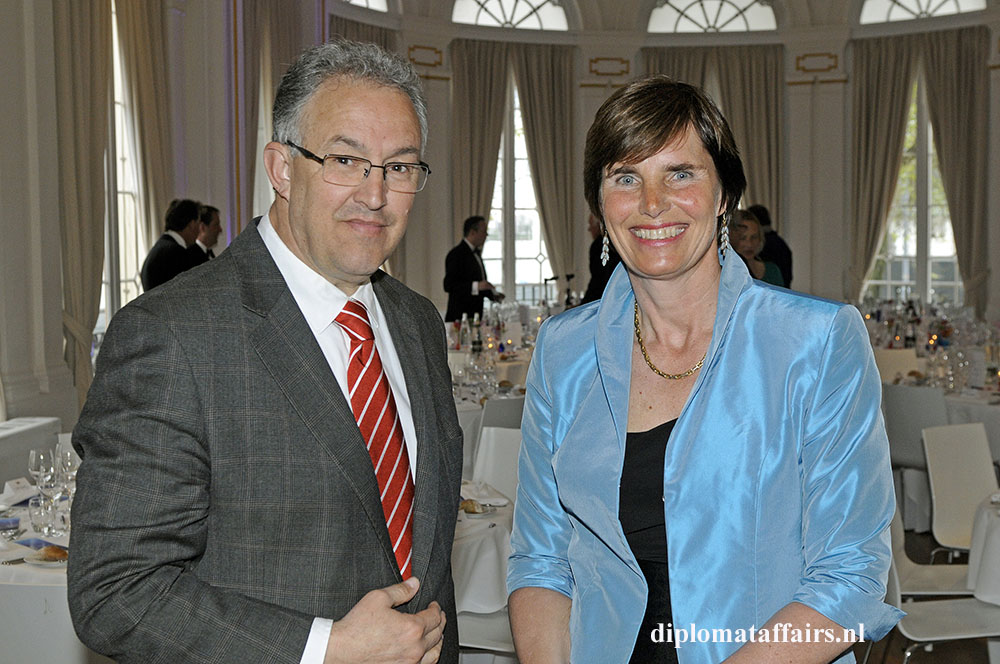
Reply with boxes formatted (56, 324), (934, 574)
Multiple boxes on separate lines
(324, 577), (446, 664)
(477, 280), (496, 293)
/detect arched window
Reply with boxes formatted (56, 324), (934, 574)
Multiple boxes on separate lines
(452, 0), (569, 30)
(648, 0), (777, 32)
(341, 0), (388, 11)
(860, 0), (986, 24)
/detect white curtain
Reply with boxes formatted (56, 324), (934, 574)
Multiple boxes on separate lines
(848, 36), (918, 301)
(715, 44), (783, 227)
(510, 43), (576, 282)
(641, 46), (710, 87)
(116, 0), (174, 248)
(449, 38), (511, 238)
(921, 26), (990, 316)
(53, 0), (112, 408)
(329, 13), (397, 52)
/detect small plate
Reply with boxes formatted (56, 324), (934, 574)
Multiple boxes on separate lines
(463, 505), (497, 518)
(23, 551), (67, 567)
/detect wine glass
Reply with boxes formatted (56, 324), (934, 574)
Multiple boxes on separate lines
(27, 448), (51, 483)
(57, 443), (81, 501)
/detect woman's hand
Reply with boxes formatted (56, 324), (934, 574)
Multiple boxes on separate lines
(509, 587), (572, 664)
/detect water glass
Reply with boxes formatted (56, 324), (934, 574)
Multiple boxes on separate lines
(28, 496), (54, 536)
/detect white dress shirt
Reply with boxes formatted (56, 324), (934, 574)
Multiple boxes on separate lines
(465, 238), (485, 295)
(258, 214), (419, 663)
(165, 229), (187, 248)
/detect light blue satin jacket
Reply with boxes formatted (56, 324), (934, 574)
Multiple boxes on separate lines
(507, 254), (904, 663)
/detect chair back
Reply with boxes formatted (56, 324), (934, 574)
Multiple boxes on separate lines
(479, 396), (525, 430)
(923, 422), (999, 550)
(874, 348), (921, 383)
(882, 384), (948, 469)
(885, 557), (902, 609)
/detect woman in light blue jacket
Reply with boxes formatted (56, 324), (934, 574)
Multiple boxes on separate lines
(507, 76), (903, 663)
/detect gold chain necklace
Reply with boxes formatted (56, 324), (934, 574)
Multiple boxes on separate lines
(633, 301), (706, 381)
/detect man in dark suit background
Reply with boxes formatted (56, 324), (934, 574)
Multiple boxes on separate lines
(70, 40), (461, 664)
(139, 198), (201, 290)
(443, 215), (503, 321)
(186, 204), (223, 266)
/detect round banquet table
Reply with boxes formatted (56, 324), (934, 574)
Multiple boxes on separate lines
(0, 508), (112, 663)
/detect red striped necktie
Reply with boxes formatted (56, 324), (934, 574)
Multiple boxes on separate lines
(335, 299), (415, 579)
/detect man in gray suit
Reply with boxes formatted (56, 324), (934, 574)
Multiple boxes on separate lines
(69, 40), (461, 664)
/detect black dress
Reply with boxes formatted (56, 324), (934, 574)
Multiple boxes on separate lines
(620, 419), (679, 664)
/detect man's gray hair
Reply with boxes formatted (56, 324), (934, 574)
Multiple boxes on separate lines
(272, 39), (427, 153)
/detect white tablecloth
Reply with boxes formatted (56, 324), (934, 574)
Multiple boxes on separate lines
(0, 506), (112, 663)
(968, 493), (1000, 605)
(946, 392), (1000, 462)
(452, 481), (514, 615)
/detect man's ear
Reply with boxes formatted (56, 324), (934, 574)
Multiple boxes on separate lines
(263, 141), (292, 200)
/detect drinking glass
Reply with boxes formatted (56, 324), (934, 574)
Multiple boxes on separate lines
(27, 448), (50, 483)
(28, 496), (54, 536)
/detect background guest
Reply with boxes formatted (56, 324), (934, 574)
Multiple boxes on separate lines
(187, 204), (223, 266)
(140, 198), (201, 291)
(732, 208), (785, 287)
(748, 203), (792, 288)
(444, 215), (503, 322)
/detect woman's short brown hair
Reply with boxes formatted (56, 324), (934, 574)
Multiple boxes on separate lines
(583, 75), (746, 230)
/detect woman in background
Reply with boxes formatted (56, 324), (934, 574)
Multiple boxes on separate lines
(507, 75), (901, 663)
(732, 208), (785, 287)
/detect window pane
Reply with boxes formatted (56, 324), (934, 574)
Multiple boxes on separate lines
(484, 258), (503, 286)
(342, 0), (388, 10)
(452, 0), (568, 30)
(860, 0), (985, 24)
(648, 0), (776, 33)
(514, 210), (540, 250)
(514, 160), (536, 208)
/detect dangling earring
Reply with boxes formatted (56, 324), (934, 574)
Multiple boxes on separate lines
(718, 214), (730, 259)
(600, 231), (610, 266)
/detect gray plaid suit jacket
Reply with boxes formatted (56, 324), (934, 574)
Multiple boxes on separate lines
(68, 220), (463, 663)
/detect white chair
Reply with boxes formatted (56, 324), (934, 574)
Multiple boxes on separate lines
(882, 384), (949, 532)
(471, 397), (524, 502)
(890, 508), (971, 597)
(874, 348), (922, 384)
(923, 423), (1000, 560)
(860, 558), (1000, 664)
(458, 608), (517, 662)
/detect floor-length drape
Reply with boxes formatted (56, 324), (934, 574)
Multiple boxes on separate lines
(329, 13), (397, 52)
(236, 1), (264, 233)
(449, 39), (511, 239)
(641, 46), (710, 87)
(849, 36), (918, 301)
(921, 27), (990, 316)
(54, 0), (112, 408)
(510, 44), (576, 283)
(238, 0), (311, 233)
(716, 44), (783, 227)
(116, 0), (174, 249)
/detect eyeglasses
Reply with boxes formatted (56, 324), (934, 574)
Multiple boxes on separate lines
(285, 141), (431, 194)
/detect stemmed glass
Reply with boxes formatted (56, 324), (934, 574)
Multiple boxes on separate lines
(57, 443), (80, 503)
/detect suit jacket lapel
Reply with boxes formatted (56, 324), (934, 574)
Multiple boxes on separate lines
(235, 222), (399, 573)
(373, 272), (441, 586)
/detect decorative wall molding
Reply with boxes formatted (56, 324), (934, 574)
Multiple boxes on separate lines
(589, 57), (629, 76)
(795, 52), (838, 74)
(409, 44), (443, 68)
